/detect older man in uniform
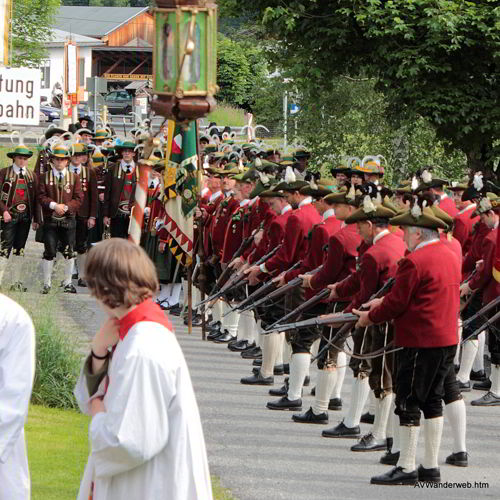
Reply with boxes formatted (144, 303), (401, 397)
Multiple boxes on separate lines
(355, 205), (460, 485)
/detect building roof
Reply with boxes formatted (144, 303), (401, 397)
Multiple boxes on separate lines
(47, 29), (104, 48)
(53, 6), (149, 38)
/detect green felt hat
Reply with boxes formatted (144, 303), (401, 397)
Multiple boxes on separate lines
(114, 141), (136, 152)
(394, 180), (413, 194)
(71, 143), (91, 156)
(274, 179), (309, 192)
(345, 196), (398, 224)
(250, 177), (276, 198)
(279, 156), (295, 167)
(259, 184), (287, 198)
(389, 206), (447, 230)
(330, 163), (352, 176)
(91, 151), (106, 164)
(7, 146), (33, 159)
(430, 204), (454, 230)
(448, 181), (469, 192)
(204, 144), (218, 153)
(50, 145), (71, 158)
(44, 127), (66, 140)
(300, 178), (337, 198)
(94, 129), (112, 140)
(471, 193), (500, 218)
(324, 185), (358, 206)
(293, 148), (311, 159)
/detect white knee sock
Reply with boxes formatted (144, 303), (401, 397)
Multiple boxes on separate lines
(260, 333), (281, 378)
(11, 253), (25, 284)
(367, 390), (376, 415)
(457, 339), (478, 383)
(42, 259), (53, 287)
(422, 417), (444, 469)
(310, 338), (321, 358)
(390, 402), (400, 453)
(490, 364), (500, 397)
(287, 353), (310, 401)
(63, 258), (75, 286)
(255, 319), (262, 347)
(473, 332), (485, 372)
(282, 338), (292, 365)
(236, 311), (248, 341)
(312, 369), (337, 414)
(397, 425), (419, 472)
(444, 399), (466, 453)
(372, 392), (394, 441)
(454, 319), (462, 366)
(0, 257), (8, 285)
(344, 376), (370, 428)
(276, 333), (285, 365)
(221, 302), (240, 337)
(76, 253), (86, 281)
(332, 351), (347, 399)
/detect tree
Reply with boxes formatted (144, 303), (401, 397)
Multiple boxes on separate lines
(11, 0), (61, 68)
(235, 1), (500, 175)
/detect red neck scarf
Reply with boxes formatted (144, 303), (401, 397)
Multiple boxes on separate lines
(118, 298), (174, 340)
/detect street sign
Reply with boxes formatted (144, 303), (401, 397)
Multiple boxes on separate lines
(289, 104), (300, 115)
(104, 74), (152, 81)
(86, 77), (107, 94)
(0, 66), (40, 125)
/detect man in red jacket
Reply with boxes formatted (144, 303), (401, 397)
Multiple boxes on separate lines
(354, 205), (460, 485)
(321, 196), (405, 450)
(242, 174), (320, 388)
(461, 195), (500, 406)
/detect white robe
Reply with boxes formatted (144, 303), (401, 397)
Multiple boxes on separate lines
(75, 321), (213, 500)
(0, 294), (36, 500)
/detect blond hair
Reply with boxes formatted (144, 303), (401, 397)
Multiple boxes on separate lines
(85, 238), (159, 309)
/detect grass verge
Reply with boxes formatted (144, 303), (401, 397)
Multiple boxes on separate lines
(26, 405), (236, 499)
(206, 103), (246, 127)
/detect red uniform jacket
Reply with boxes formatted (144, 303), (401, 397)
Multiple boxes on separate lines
(310, 223), (361, 291)
(103, 163), (139, 218)
(264, 203), (321, 274)
(468, 227), (500, 305)
(211, 196), (240, 259)
(202, 193), (223, 257)
(453, 204), (479, 253)
(439, 196), (459, 218)
(462, 221), (491, 276)
(73, 166), (98, 219)
(285, 216), (342, 281)
(248, 209), (285, 264)
(440, 233), (462, 267)
(221, 202), (248, 264)
(369, 241), (460, 347)
(336, 231), (407, 312)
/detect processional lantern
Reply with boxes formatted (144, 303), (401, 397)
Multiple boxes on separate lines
(152, 0), (218, 123)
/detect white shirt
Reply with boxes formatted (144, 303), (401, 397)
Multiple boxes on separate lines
(75, 321), (212, 500)
(0, 295), (36, 500)
(281, 204), (292, 215)
(12, 164), (26, 177)
(298, 196), (313, 208)
(209, 190), (222, 203)
(440, 193), (448, 200)
(414, 238), (440, 252)
(323, 208), (335, 221)
(373, 229), (390, 245)
(120, 160), (135, 174)
(240, 199), (250, 207)
(51, 166), (67, 181)
(70, 164), (82, 175)
(249, 196), (259, 207)
(201, 187), (209, 197)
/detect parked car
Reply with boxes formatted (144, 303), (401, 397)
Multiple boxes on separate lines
(40, 105), (61, 122)
(104, 90), (134, 115)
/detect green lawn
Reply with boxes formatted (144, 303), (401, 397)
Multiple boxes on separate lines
(26, 404), (234, 499)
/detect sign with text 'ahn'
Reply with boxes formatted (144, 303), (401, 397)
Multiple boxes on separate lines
(0, 67), (41, 125)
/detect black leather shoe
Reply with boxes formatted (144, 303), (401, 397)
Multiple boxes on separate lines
(417, 464), (440, 483)
(253, 358), (262, 366)
(169, 304), (183, 316)
(322, 421), (361, 438)
(380, 450), (400, 465)
(63, 284), (77, 294)
(207, 320), (221, 333)
(370, 466), (417, 485)
(267, 396), (302, 411)
(303, 375), (310, 386)
(328, 398), (342, 411)
(458, 380), (471, 392)
(360, 412), (375, 424)
(269, 381), (288, 397)
(207, 329), (223, 341)
(310, 386), (316, 396)
(10, 282), (27, 292)
(77, 278), (87, 287)
(351, 433), (387, 452)
(445, 451), (468, 467)
(41, 285), (51, 294)
(241, 346), (262, 359)
(72, 272), (79, 280)
(292, 407), (328, 424)
(241, 341), (256, 352)
(471, 391), (500, 406)
(253, 364), (284, 376)
(283, 363), (290, 375)
(184, 314), (202, 327)
(473, 379), (491, 391)
(470, 370), (486, 381)
(228, 339), (248, 351)
(213, 331), (236, 344)
(240, 372), (274, 385)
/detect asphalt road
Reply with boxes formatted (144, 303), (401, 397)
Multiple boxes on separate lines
(5, 234), (500, 499)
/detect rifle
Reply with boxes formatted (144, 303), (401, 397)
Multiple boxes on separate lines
(461, 295), (500, 329)
(238, 264), (323, 315)
(209, 228), (259, 295)
(264, 287), (331, 332)
(236, 260), (304, 314)
(195, 243), (282, 309)
(311, 277), (396, 363)
(462, 308), (500, 344)
(273, 312), (359, 333)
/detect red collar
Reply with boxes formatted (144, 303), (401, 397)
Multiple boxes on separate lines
(118, 299), (173, 340)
